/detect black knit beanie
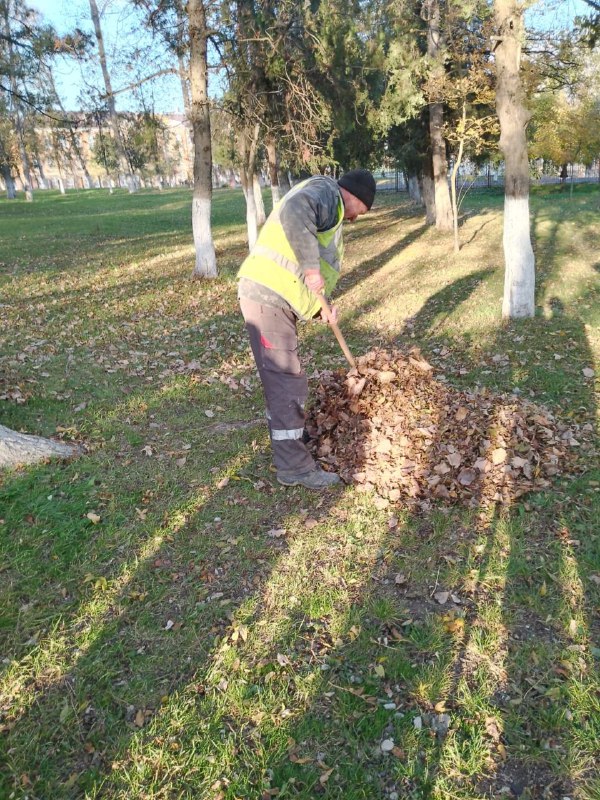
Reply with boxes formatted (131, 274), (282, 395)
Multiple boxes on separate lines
(337, 169), (376, 209)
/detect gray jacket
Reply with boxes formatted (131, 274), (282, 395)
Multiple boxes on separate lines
(238, 176), (342, 312)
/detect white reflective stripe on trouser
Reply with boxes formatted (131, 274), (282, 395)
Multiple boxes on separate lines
(271, 427), (304, 441)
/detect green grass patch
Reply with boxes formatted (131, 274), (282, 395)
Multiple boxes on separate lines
(1, 185), (599, 799)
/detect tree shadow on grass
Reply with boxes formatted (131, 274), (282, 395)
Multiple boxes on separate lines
(530, 206), (564, 310)
(335, 219), (429, 301)
(2, 274), (363, 797)
(271, 263), (597, 797)
(426, 295), (599, 799)
(463, 213), (499, 247)
(0, 410), (354, 798)
(0, 272), (471, 798)
(399, 270), (493, 340)
(6, 235), (246, 314)
(451, 297), (595, 798)
(2, 197), (598, 799)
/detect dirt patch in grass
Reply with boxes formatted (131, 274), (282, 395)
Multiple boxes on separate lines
(479, 760), (573, 799)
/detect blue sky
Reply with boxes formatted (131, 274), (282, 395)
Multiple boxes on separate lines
(30, 0), (596, 113)
(30, 0), (184, 112)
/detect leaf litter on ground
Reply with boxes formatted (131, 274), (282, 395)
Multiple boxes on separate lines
(306, 347), (594, 511)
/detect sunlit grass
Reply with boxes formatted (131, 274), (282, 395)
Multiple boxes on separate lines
(0, 184), (598, 798)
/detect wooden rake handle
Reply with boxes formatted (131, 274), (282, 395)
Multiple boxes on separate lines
(316, 294), (357, 370)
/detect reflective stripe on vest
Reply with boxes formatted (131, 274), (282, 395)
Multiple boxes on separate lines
(271, 427), (304, 441)
(237, 177), (344, 320)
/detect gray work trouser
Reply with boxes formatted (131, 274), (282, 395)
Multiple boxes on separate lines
(239, 297), (315, 475)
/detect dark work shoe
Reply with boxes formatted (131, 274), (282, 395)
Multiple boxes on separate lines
(277, 467), (342, 489)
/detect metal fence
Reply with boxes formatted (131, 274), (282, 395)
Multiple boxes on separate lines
(373, 168), (600, 193)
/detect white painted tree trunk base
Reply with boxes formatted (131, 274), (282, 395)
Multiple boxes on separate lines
(502, 196), (535, 318)
(253, 176), (266, 226)
(246, 210), (258, 251)
(192, 196), (217, 278)
(242, 179), (259, 251)
(0, 425), (81, 469)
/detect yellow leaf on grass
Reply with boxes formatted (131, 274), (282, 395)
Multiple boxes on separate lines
(348, 625), (361, 641)
(320, 768), (334, 785)
(289, 753), (313, 765)
(444, 616), (465, 634)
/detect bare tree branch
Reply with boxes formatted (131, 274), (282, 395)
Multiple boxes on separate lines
(0, 82), (73, 123)
(99, 67), (177, 99)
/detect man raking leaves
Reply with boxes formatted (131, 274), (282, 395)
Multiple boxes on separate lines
(237, 169), (376, 489)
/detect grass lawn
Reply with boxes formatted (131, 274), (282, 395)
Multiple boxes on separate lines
(0, 183), (599, 800)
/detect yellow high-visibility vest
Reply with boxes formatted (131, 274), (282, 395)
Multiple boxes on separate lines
(237, 177), (345, 320)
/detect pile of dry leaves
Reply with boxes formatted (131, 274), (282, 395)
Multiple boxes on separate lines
(306, 348), (593, 510)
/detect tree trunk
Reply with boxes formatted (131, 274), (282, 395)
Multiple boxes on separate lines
(253, 173), (266, 225)
(408, 173), (422, 204)
(239, 122), (260, 250)
(1, 163), (16, 199)
(426, 0), (453, 231)
(278, 168), (291, 196)
(88, 0), (136, 193)
(175, 4), (192, 118)
(266, 137), (281, 204)
(494, 0), (535, 319)
(178, 52), (191, 116)
(2, 0), (33, 201)
(0, 424), (80, 469)
(569, 162), (575, 199)
(241, 166), (258, 249)
(450, 102), (467, 254)
(188, 0), (217, 279)
(422, 155), (436, 225)
(55, 88), (93, 189)
(36, 158), (48, 189)
(56, 153), (65, 193)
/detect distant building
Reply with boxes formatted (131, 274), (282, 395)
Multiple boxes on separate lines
(3, 112), (195, 192)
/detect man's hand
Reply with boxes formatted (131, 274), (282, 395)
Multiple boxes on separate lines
(304, 269), (325, 294)
(320, 304), (338, 325)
